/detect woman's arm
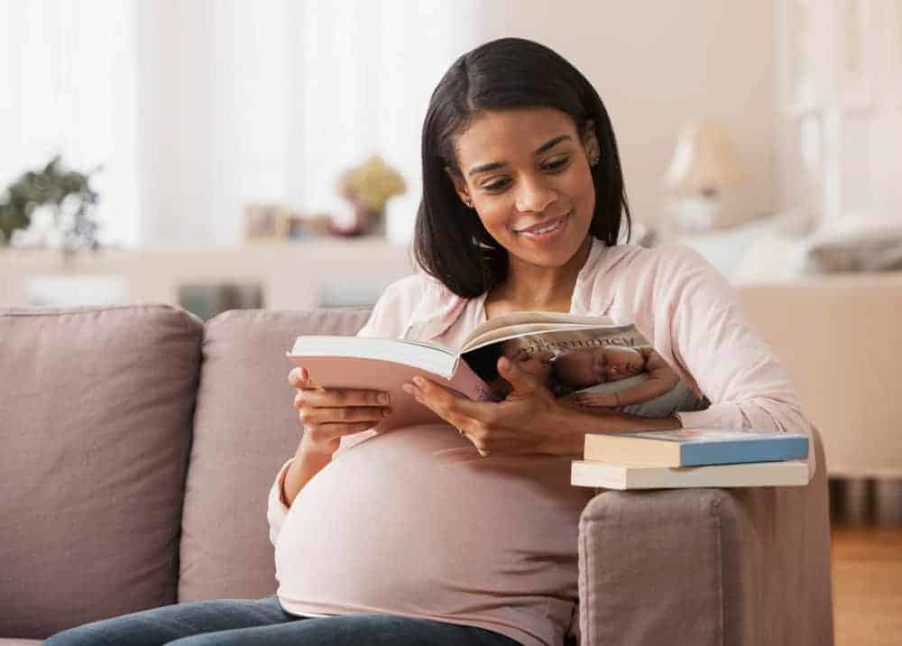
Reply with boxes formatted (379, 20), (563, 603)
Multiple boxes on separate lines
(268, 274), (427, 543)
(281, 435), (341, 506)
(652, 245), (817, 476)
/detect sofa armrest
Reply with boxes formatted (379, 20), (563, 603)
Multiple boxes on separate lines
(576, 431), (833, 646)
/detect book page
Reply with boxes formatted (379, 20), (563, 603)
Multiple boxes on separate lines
(289, 336), (456, 375)
(461, 322), (605, 353)
(460, 311), (617, 350)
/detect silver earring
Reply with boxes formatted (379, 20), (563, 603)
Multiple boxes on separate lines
(464, 200), (473, 208)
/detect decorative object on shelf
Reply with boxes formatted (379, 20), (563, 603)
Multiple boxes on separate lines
(287, 213), (334, 240)
(242, 203), (293, 242)
(0, 155), (102, 256)
(177, 282), (263, 321)
(663, 120), (748, 235)
(332, 155), (406, 237)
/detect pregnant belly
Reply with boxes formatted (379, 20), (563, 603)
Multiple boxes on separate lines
(274, 424), (592, 615)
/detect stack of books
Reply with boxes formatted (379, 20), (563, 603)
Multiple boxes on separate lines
(570, 428), (810, 490)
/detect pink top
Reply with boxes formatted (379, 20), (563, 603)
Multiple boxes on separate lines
(267, 240), (816, 646)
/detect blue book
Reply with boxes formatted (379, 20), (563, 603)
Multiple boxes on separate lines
(583, 428), (809, 467)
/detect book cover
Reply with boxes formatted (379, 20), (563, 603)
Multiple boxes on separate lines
(286, 340), (489, 431)
(458, 312), (709, 418)
(583, 428), (810, 467)
(288, 312), (710, 431)
(570, 459), (810, 490)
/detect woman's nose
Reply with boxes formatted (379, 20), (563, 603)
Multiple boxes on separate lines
(514, 173), (557, 214)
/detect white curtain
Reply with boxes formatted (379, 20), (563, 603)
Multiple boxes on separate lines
(0, 0), (140, 246)
(1, 0), (480, 247)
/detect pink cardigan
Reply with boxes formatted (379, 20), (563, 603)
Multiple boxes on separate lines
(347, 240), (815, 466)
(267, 240), (815, 646)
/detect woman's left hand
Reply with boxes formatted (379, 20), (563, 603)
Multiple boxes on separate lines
(402, 356), (568, 457)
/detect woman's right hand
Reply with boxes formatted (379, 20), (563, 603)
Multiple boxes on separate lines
(288, 366), (391, 454)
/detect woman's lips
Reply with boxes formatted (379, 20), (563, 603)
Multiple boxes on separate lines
(513, 210), (571, 240)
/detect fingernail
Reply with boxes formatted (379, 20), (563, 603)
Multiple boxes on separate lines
(401, 384), (414, 395)
(378, 393), (390, 404)
(412, 376), (425, 386)
(300, 367), (308, 381)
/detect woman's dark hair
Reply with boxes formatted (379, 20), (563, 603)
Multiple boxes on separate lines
(414, 37), (631, 298)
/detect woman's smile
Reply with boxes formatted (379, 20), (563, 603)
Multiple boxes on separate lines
(513, 208), (572, 243)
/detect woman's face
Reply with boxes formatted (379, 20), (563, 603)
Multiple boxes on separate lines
(447, 107), (599, 270)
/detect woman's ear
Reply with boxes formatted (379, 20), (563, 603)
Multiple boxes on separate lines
(444, 165), (473, 208)
(582, 120), (600, 165)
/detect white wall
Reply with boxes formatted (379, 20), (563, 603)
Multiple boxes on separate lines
(473, 0), (778, 231)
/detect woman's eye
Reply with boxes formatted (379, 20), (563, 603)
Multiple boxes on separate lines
(542, 157), (569, 171)
(480, 158), (569, 193)
(482, 179), (510, 192)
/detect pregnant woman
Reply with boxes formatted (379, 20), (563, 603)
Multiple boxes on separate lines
(48, 37), (813, 646)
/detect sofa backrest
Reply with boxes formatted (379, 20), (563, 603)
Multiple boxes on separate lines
(178, 308), (370, 602)
(0, 305), (203, 639)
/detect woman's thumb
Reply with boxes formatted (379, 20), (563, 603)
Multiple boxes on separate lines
(290, 366), (317, 389)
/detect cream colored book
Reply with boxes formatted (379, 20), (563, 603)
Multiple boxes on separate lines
(286, 336), (489, 431)
(570, 459), (809, 490)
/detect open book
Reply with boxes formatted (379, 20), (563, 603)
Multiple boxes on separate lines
(287, 311), (708, 431)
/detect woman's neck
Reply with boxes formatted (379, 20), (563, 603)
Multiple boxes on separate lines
(485, 237), (592, 317)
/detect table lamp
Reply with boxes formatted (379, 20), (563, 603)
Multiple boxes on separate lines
(663, 120), (748, 234)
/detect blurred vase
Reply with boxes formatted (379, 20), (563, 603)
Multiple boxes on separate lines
(330, 198), (385, 237)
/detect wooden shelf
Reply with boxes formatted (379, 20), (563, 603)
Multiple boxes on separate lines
(0, 239), (415, 311)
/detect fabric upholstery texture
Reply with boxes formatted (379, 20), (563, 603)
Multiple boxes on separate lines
(178, 308), (370, 602)
(0, 305), (203, 639)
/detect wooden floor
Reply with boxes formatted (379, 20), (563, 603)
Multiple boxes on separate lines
(831, 525), (902, 646)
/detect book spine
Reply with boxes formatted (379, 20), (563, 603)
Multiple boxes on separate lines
(571, 460), (810, 489)
(571, 461), (627, 489)
(681, 437), (810, 466)
(628, 462), (810, 488)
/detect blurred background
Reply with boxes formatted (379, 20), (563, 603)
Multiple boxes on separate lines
(0, 0), (902, 307)
(1, 1), (901, 641)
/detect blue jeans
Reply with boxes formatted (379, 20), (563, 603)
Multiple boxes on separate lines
(44, 596), (522, 645)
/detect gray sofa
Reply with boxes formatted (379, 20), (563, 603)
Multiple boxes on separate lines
(0, 304), (834, 645)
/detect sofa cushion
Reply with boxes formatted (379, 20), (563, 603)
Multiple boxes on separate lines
(0, 305), (203, 639)
(179, 308), (370, 602)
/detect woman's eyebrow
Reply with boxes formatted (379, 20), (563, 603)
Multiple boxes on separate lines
(467, 134), (573, 177)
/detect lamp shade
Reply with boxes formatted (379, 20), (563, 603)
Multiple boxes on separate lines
(664, 121), (747, 195)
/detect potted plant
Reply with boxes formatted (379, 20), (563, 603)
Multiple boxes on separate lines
(0, 155), (102, 256)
